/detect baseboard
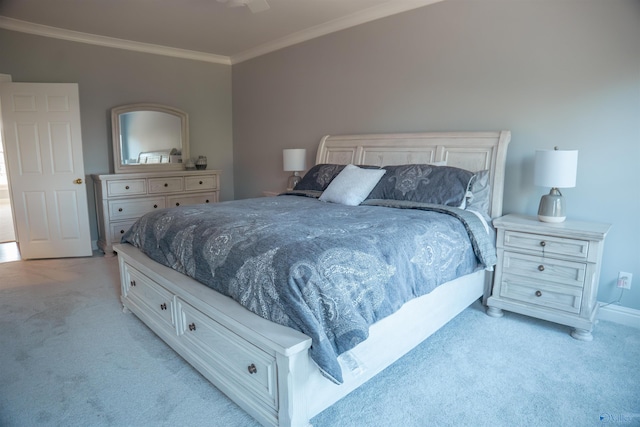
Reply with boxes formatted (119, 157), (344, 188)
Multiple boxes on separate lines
(598, 303), (640, 329)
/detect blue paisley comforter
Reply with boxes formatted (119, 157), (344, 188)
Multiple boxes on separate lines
(122, 195), (496, 384)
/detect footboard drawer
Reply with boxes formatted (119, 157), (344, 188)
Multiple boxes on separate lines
(122, 263), (175, 331)
(176, 298), (279, 414)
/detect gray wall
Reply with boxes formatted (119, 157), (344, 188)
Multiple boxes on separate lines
(0, 28), (234, 243)
(232, 1), (640, 310)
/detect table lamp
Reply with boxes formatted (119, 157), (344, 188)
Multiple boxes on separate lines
(283, 148), (306, 190)
(534, 147), (578, 223)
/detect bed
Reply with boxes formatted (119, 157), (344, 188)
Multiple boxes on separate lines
(114, 130), (511, 427)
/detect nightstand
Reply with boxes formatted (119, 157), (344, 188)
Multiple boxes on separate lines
(262, 191), (281, 197)
(487, 214), (611, 341)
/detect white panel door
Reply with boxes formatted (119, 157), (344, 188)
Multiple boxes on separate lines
(0, 83), (92, 259)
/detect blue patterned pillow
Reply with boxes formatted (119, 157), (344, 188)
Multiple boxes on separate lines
(293, 164), (346, 191)
(366, 164), (474, 208)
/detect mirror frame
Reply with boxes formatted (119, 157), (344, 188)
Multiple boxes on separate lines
(111, 103), (189, 174)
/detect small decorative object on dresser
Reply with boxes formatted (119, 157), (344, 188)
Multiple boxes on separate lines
(92, 170), (221, 254)
(487, 214), (611, 341)
(195, 155), (208, 170)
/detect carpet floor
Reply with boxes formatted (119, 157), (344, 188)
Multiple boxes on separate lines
(0, 253), (638, 427)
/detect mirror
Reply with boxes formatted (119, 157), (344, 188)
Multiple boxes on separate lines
(111, 103), (189, 173)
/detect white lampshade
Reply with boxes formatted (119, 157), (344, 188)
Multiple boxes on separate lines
(534, 149), (578, 188)
(283, 149), (306, 172)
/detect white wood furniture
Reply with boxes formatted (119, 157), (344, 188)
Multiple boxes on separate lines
(114, 131), (511, 427)
(92, 170), (220, 253)
(487, 214), (611, 341)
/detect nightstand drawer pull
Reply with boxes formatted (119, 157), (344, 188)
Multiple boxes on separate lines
(188, 323), (196, 331)
(538, 265), (545, 271)
(535, 290), (542, 297)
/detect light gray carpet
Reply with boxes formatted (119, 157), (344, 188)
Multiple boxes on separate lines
(1, 254), (639, 427)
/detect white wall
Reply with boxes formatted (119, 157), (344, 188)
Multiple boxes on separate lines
(232, 0), (640, 310)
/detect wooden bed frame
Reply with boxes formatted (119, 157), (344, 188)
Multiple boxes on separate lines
(114, 130), (511, 427)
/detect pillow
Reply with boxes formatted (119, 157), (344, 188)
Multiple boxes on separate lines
(319, 164), (386, 206)
(294, 164), (346, 191)
(466, 169), (491, 217)
(366, 164), (474, 208)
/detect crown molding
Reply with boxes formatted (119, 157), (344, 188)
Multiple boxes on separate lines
(0, 0), (443, 66)
(0, 16), (232, 65)
(230, 0), (444, 64)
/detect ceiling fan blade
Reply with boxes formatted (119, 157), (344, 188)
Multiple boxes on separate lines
(246, 0), (270, 13)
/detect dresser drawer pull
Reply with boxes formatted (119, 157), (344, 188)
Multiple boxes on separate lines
(125, 185), (130, 190)
(130, 280), (136, 287)
(153, 204), (158, 208)
(120, 229), (125, 234)
(535, 290), (542, 297)
(160, 303), (167, 310)
(175, 202), (180, 206)
(164, 183), (169, 187)
(188, 323), (196, 331)
(540, 241), (546, 247)
(538, 265), (545, 271)
(118, 208), (123, 212)
(205, 200), (210, 203)
(247, 363), (257, 374)
(199, 180), (203, 185)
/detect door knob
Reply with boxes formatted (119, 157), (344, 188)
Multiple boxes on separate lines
(74, 178), (83, 184)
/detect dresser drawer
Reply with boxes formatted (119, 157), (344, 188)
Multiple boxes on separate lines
(185, 175), (218, 191)
(503, 230), (589, 260)
(499, 276), (583, 313)
(109, 220), (138, 243)
(123, 263), (175, 330)
(501, 251), (586, 288)
(167, 192), (218, 208)
(109, 197), (166, 220)
(107, 179), (146, 197)
(177, 299), (278, 412)
(148, 177), (184, 193)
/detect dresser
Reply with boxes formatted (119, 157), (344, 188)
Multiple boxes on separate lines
(92, 170), (221, 254)
(487, 214), (610, 341)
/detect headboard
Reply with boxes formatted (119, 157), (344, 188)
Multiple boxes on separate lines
(316, 131), (511, 219)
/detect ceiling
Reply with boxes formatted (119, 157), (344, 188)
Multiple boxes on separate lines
(0, 0), (444, 64)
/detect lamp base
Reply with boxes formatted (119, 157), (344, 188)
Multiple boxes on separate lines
(287, 172), (301, 191)
(538, 188), (566, 223)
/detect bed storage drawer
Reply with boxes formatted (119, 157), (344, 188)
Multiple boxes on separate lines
(176, 298), (278, 414)
(122, 263), (175, 331)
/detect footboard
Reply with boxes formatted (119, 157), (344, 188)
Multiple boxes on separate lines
(114, 243), (313, 427)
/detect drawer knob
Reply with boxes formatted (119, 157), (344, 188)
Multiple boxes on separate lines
(118, 208), (123, 212)
(160, 303), (167, 310)
(538, 265), (545, 272)
(120, 229), (125, 234)
(540, 241), (546, 247)
(130, 280), (136, 287)
(164, 183), (168, 187)
(188, 323), (196, 331)
(248, 363), (257, 374)
(175, 202), (180, 206)
(535, 290), (542, 297)
(199, 180), (203, 185)
(153, 204), (158, 208)
(205, 200), (209, 203)
(125, 185), (130, 190)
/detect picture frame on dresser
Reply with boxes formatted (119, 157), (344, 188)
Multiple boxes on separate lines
(487, 214), (611, 341)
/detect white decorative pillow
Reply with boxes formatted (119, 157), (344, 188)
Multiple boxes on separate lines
(319, 164), (386, 206)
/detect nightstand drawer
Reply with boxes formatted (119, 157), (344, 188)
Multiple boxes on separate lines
(503, 231), (589, 260)
(501, 252), (586, 288)
(499, 277), (582, 313)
